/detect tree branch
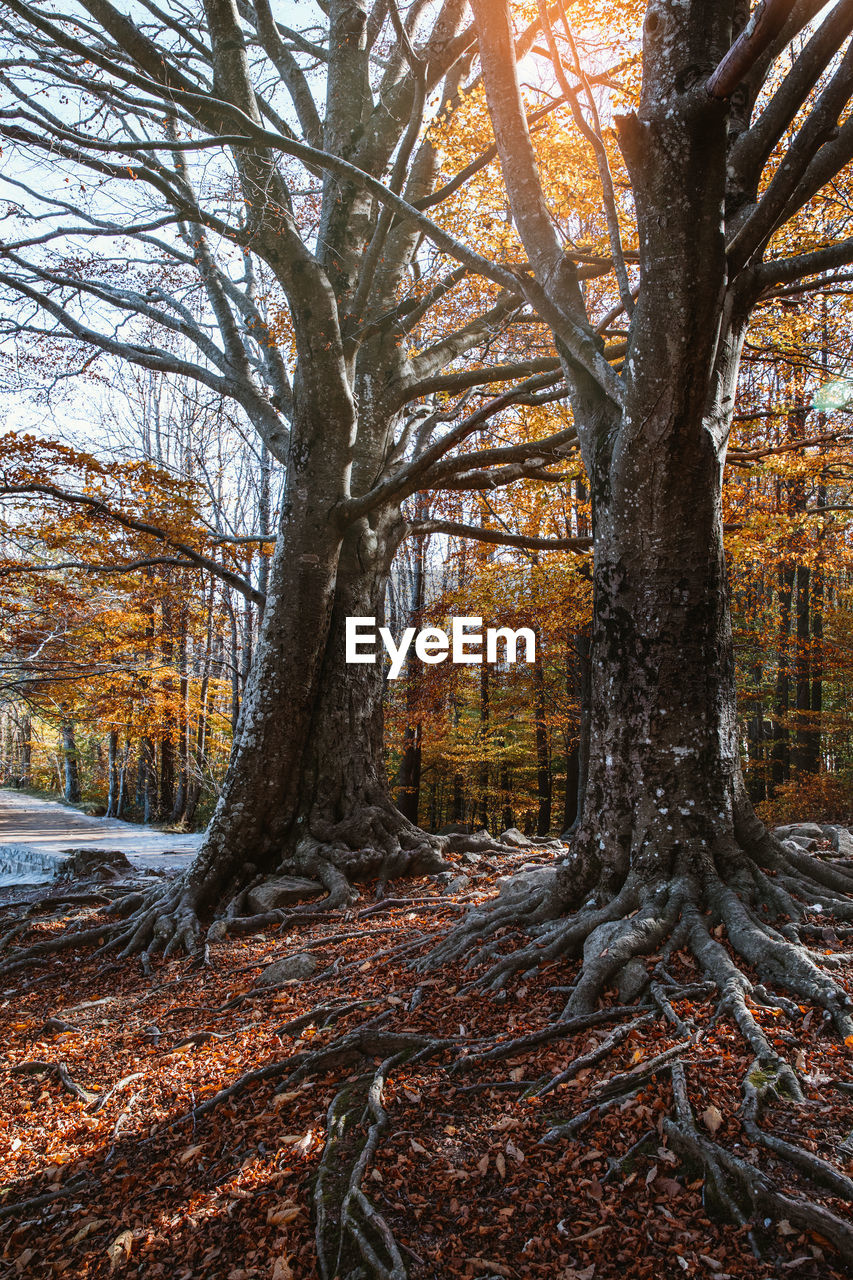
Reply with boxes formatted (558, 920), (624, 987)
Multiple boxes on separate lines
(0, 483), (265, 605)
(707, 0), (799, 100)
(407, 519), (590, 552)
(754, 236), (853, 288)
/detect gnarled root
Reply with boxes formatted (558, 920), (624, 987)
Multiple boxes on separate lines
(420, 828), (853, 1264)
(314, 1052), (418, 1280)
(0, 803), (453, 969)
(665, 1060), (853, 1264)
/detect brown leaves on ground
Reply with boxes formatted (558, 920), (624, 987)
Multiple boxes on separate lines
(0, 859), (851, 1280)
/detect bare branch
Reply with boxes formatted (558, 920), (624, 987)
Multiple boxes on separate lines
(707, 0), (799, 100)
(0, 482), (265, 605)
(407, 519), (590, 552)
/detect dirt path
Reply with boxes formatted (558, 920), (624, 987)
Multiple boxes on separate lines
(0, 788), (201, 883)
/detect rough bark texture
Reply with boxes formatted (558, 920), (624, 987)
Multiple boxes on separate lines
(428, 3), (853, 1254)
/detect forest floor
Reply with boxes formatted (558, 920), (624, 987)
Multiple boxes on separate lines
(0, 841), (851, 1280)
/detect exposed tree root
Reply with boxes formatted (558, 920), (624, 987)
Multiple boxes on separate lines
(419, 830), (853, 1265)
(314, 1051), (426, 1280)
(665, 1061), (853, 1264)
(0, 804), (453, 971)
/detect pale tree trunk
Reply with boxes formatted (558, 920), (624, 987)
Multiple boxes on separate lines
(61, 720), (81, 805)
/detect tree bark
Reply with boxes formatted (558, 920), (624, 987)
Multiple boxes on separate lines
(533, 638), (551, 835)
(559, 60), (752, 903)
(771, 563), (794, 790)
(61, 720), (81, 805)
(106, 729), (119, 818)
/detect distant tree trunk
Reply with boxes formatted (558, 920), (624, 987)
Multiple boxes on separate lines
(563, 633), (591, 836)
(116, 740), (130, 819)
(61, 720), (81, 804)
(395, 533), (425, 823)
(809, 565), (824, 775)
(19, 716), (31, 788)
(478, 663), (490, 830)
(794, 564), (812, 776)
(499, 760), (514, 831)
(451, 770), (465, 823)
(137, 737), (155, 823)
(106, 730), (120, 817)
(172, 613), (189, 823)
(533, 637), (551, 835)
(159, 736), (175, 822)
(396, 709), (422, 824)
(563, 738), (579, 831)
(771, 564), (794, 790)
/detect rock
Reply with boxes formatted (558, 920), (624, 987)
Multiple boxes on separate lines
(498, 827), (532, 848)
(245, 876), (324, 913)
(60, 848), (131, 878)
(443, 828), (496, 855)
(772, 825), (793, 840)
(787, 836), (817, 851)
(496, 866), (558, 904)
(782, 838), (809, 857)
(787, 822), (825, 840)
(441, 873), (471, 895)
(461, 851), (482, 866)
(436, 822), (474, 836)
(832, 828), (853, 858)
(253, 952), (317, 987)
(616, 958), (649, 1003)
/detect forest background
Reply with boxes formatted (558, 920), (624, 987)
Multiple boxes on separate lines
(0, 0), (851, 840)
(1, 0), (852, 843)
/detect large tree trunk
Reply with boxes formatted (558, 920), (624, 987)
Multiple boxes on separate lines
(289, 512), (445, 899)
(565, 416), (740, 902)
(114, 468), (445, 953)
(438, 10), (853, 1113)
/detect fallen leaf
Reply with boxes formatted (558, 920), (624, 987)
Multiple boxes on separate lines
(477, 1154), (489, 1175)
(505, 1138), (524, 1164)
(266, 1203), (302, 1227)
(71, 1219), (108, 1244)
(496, 1152), (506, 1177)
(271, 1259), (294, 1280)
(273, 1090), (302, 1106)
(464, 1258), (512, 1278)
(702, 1105), (724, 1134)
(410, 1138), (427, 1155)
(178, 1143), (205, 1165)
(107, 1229), (134, 1272)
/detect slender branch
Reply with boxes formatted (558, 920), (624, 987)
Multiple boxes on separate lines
(543, 0), (633, 317)
(403, 356), (561, 404)
(341, 370), (563, 520)
(728, 42), (853, 272)
(0, 483), (265, 605)
(407, 519), (590, 552)
(728, 0), (853, 189)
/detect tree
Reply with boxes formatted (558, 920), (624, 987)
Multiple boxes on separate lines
(0, 0), (593, 953)
(426, 0), (853, 1237)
